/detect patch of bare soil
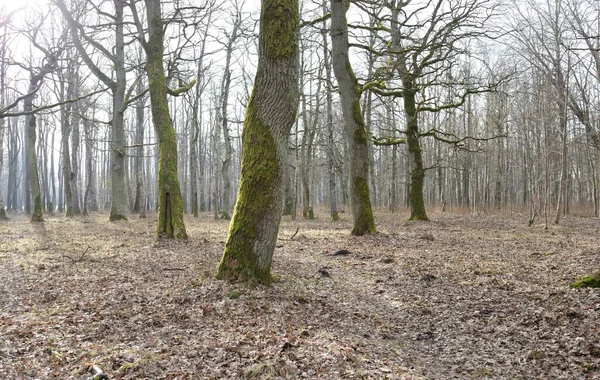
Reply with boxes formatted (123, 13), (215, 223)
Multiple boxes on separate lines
(0, 210), (599, 379)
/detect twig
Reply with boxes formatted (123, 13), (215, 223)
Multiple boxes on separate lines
(64, 246), (91, 263)
(290, 227), (300, 240)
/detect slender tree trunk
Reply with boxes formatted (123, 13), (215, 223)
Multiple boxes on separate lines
(7, 120), (19, 211)
(70, 84), (81, 215)
(144, 0), (188, 239)
(0, 29), (7, 219)
(330, 0), (376, 235)
(110, 0), (128, 221)
(217, 0), (299, 283)
(218, 15), (241, 220)
(25, 86), (43, 222)
(322, 10), (339, 221)
(83, 114), (98, 214)
(133, 76), (146, 217)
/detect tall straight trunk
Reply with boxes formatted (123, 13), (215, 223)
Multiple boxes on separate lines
(110, 0), (127, 221)
(217, 0), (299, 284)
(404, 88), (428, 220)
(190, 14), (211, 217)
(60, 77), (73, 217)
(144, 0), (187, 239)
(83, 114), (98, 213)
(7, 119), (19, 211)
(322, 11), (339, 221)
(70, 85), (81, 214)
(300, 89), (317, 219)
(0, 28), (6, 219)
(25, 84), (44, 222)
(330, 0), (376, 235)
(40, 122), (50, 212)
(219, 15), (241, 220)
(133, 76), (146, 216)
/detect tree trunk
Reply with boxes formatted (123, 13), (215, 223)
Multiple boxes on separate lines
(145, 0), (187, 239)
(83, 113), (98, 214)
(25, 87), (43, 222)
(61, 78), (73, 217)
(70, 85), (81, 215)
(109, 0), (127, 221)
(330, 0), (376, 235)
(218, 14), (241, 220)
(390, 5), (427, 220)
(322, 12), (339, 221)
(0, 30), (7, 219)
(217, 0), (299, 284)
(133, 76), (146, 216)
(404, 88), (428, 220)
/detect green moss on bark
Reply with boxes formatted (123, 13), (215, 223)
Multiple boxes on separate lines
(263, 0), (298, 59)
(30, 195), (43, 222)
(351, 177), (377, 236)
(146, 0), (188, 240)
(216, 115), (280, 285)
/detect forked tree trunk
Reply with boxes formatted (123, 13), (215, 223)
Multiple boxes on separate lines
(144, 0), (187, 239)
(330, 0), (376, 235)
(217, 0), (300, 284)
(390, 5), (428, 220)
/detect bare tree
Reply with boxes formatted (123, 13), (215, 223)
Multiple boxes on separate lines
(330, 0), (376, 235)
(217, 0), (299, 283)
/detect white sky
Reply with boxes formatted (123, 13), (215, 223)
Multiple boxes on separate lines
(0, 0), (46, 13)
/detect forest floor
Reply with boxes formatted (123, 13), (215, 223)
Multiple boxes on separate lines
(0, 209), (599, 379)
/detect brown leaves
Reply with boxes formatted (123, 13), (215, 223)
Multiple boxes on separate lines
(0, 212), (599, 378)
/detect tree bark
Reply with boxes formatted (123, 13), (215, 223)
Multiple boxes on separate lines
(144, 0), (188, 239)
(83, 111), (98, 214)
(217, 0), (299, 284)
(25, 86), (43, 222)
(322, 9), (339, 221)
(390, 5), (428, 220)
(330, 0), (376, 235)
(133, 74), (146, 216)
(70, 75), (81, 215)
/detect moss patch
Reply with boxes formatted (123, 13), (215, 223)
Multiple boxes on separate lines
(571, 273), (600, 288)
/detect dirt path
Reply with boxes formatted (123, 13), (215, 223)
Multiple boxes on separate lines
(0, 211), (598, 379)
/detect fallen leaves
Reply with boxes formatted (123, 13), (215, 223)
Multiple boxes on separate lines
(0, 212), (598, 378)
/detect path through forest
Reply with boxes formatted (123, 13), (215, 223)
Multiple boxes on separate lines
(0, 211), (599, 379)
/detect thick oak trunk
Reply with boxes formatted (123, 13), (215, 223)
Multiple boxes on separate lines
(217, 0), (299, 284)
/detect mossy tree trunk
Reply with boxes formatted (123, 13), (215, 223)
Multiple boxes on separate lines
(144, 0), (188, 240)
(389, 5), (428, 221)
(217, 0), (300, 284)
(330, 0), (376, 235)
(404, 87), (428, 220)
